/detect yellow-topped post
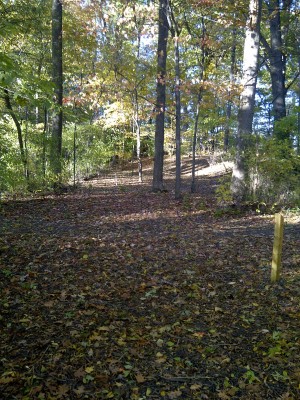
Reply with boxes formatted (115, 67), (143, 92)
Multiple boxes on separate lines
(271, 213), (284, 283)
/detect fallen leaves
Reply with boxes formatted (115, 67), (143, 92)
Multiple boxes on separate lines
(0, 168), (299, 399)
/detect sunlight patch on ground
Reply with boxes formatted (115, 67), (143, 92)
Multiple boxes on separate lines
(196, 161), (233, 176)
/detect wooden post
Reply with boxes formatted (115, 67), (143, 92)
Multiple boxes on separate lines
(271, 213), (284, 283)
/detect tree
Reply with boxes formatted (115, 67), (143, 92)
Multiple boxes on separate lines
(184, 14), (213, 193)
(260, 0), (291, 139)
(50, 0), (63, 178)
(3, 88), (28, 179)
(0, 1), (51, 186)
(152, 0), (169, 192)
(231, 0), (262, 203)
(1, 0), (299, 198)
(168, 2), (183, 199)
(224, 27), (237, 151)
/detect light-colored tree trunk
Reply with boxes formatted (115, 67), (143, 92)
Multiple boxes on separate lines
(133, 88), (143, 183)
(231, 0), (262, 203)
(191, 90), (203, 193)
(153, 0), (169, 192)
(133, 24), (143, 184)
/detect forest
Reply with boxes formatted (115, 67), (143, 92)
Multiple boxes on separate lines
(0, 0), (299, 201)
(0, 0), (300, 399)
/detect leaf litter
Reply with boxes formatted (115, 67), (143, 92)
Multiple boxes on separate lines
(0, 158), (299, 399)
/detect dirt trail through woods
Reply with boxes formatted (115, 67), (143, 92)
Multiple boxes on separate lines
(0, 156), (299, 399)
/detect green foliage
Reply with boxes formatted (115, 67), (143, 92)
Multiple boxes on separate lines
(274, 114), (298, 142)
(182, 193), (192, 210)
(63, 123), (116, 179)
(216, 175), (233, 204)
(0, 120), (26, 193)
(248, 138), (300, 206)
(0, 0), (299, 196)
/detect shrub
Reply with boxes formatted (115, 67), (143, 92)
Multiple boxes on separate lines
(248, 138), (300, 206)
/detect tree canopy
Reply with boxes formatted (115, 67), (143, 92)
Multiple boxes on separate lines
(0, 0), (299, 204)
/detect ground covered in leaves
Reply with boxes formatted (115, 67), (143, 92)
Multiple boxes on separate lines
(0, 158), (299, 400)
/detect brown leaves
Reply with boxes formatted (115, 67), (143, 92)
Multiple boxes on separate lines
(135, 373), (146, 383)
(0, 166), (299, 399)
(56, 384), (70, 398)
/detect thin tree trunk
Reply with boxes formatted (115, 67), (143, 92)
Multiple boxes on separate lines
(191, 91), (202, 193)
(3, 89), (28, 179)
(224, 28), (237, 152)
(231, 0), (262, 204)
(24, 107), (30, 180)
(133, 89), (143, 183)
(42, 107), (48, 180)
(167, 3), (182, 199)
(174, 35), (181, 199)
(134, 27), (143, 184)
(50, 0), (63, 178)
(153, 0), (169, 192)
(297, 54), (300, 154)
(189, 16), (207, 192)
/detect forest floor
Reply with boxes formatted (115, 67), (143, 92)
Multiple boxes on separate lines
(0, 156), (299, 400)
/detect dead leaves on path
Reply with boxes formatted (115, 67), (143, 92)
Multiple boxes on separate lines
(0, 184), (299, 399)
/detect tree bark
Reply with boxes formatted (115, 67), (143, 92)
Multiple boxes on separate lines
(51, 0), (63, 177)
(298, 50), (300, 154)
(187, 16), (207, 193)
(261, 0), (292, 139)
(231, 0), (262, 203)
(3, 89), (28, 179)
(268, 0), (286, 124)
(152, 0), (169, 192)
(191, 93), (201, 193)
(174, 35), (181, 199)
(134, 25), (143, 184)
(224, 28), (237, 152)
(133, 88), (143, 183)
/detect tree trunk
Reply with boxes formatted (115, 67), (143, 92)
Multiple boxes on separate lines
(231, 0), (262, 203)
(298, 54), (300, 154)
(152, 0), (169, 192)
(261, 0), (291, 139)
(191, 91), (202, 193)
(3, 89), (28, 179)
(224, 28), (237, 152)
(134, 27), (143, 184)
(42, 107), (48, 180)
(267, 0), (286, 131)
(133, 89), (143, 183)
(50, 0), (63, 178)
(174, 35), (181, 199)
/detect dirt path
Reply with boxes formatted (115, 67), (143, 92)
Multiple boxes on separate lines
(0, 157), (299, 399)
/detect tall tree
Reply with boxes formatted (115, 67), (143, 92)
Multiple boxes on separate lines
(231, 0), (262, 203)
(260, 0), (291, 139)
(50, 0), (63, 178)
(224, 27), (237, 151)
(168, 2), (182, 199)
(184, 13), (214, 193)
(132, 2), (147, 183)
(152, 0), (169, 192)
